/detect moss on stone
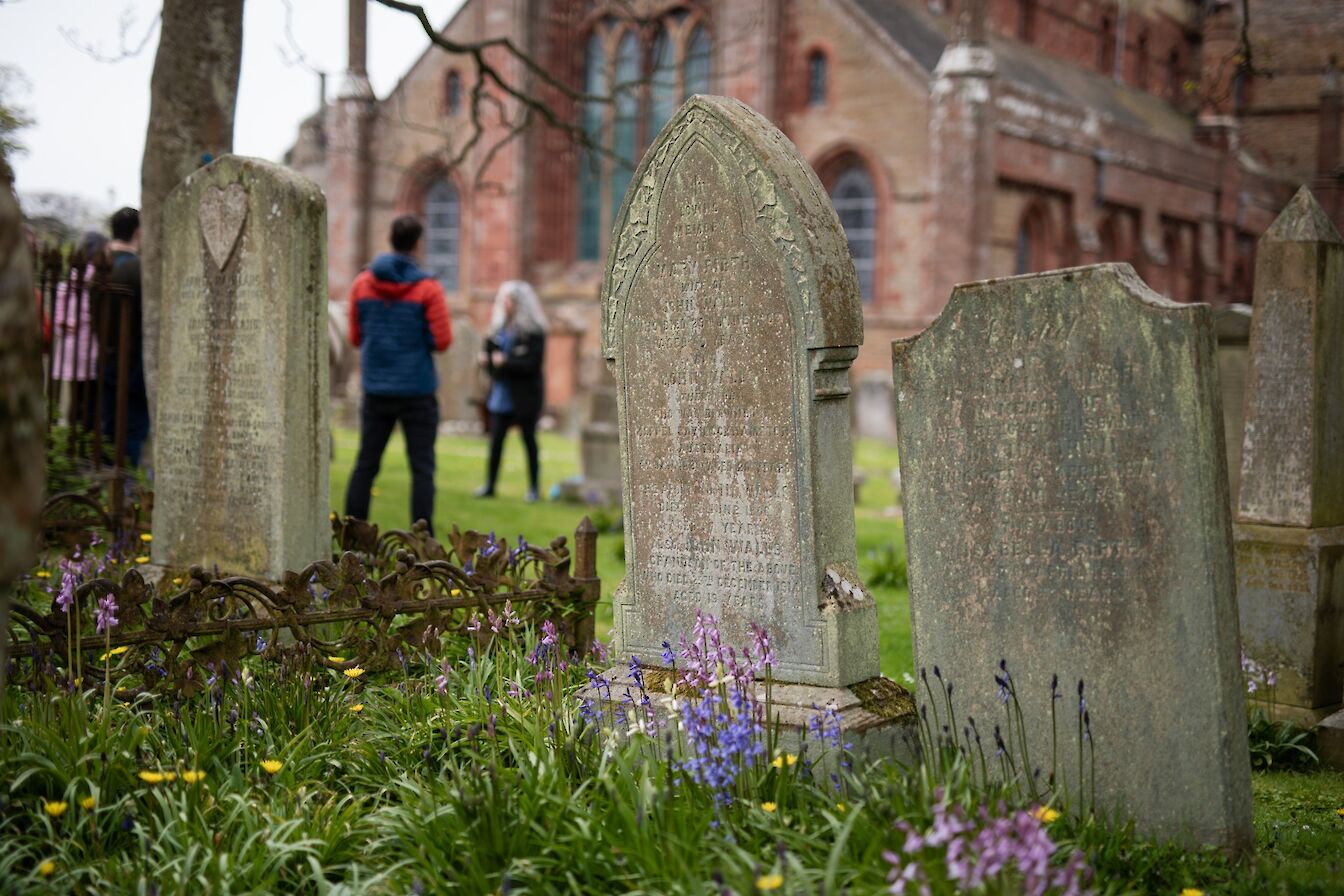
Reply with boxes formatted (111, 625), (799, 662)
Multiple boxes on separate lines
(850, 676), (917, 721)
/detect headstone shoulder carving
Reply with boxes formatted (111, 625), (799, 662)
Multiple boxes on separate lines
(893, 263), (1252, 852)
(153, 155), (329, 580)
(602, 95), (878, 688)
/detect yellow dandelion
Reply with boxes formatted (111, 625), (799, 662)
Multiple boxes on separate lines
(140, 533), (153, 542)
(836, 802), (848, 813)
(343, 667), (365, 679)
(327, 656), (346, 664)
(260, 759), (283, 775)
(35, 570), (52, 579)
(99, 645), (130, 661)
(181, 770), (205, 784)
(1030, 805), (1061, 823)
(79, 796), (96, 811)
(450, 588), (462, 597)
(1180, 890), (1204, 896)
(38, 860), (56, 878)
(43, 800), (68, 818)
(349, 703), (365, 714)
(760, 802), (777, 813)
(134, 555), (150, 564)
(1337, 807), (1344, 818)
(162, 771), (177, 783)
(771, 753), (798, 769)
(138, 771), (166, 784)
(756, 873), (784, 891)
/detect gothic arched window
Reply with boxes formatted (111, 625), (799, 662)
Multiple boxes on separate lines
(444, 70), (462, 115)
(807, 50), (828, 107)
(576, 11), (714, 261)
(1098, 16), (1115, 75)
(829, 165), (877, 302)
(424, 178), (460, 292)
(1014, 202), (1053, 275)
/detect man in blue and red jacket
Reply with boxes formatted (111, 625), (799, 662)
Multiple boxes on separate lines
(344, 215), (452, 534)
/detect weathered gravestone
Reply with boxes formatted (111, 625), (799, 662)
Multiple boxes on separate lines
(1234, 187), (1344, 718)
(558, 386), (622, 505)
(434, 312), (482, 428)
(1214, 304), (1252, 506)
(601, 97), (907, 746)
(152, 156), (329, 580)
(853, 371), (899, 444)
(893, 264), (1252, 852)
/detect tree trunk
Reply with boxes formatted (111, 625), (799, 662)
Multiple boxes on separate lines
(139, 0), (244, 439)
(0, 164), (46, 719)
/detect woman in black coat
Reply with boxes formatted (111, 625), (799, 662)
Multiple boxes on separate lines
(476, 281), (547, 502)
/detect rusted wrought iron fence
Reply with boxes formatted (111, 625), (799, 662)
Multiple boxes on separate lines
(35, 242), (144, 539)
(7, 515), (600, 697)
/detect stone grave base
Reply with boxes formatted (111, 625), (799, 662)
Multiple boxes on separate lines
(1234, 523), (1344, 712)
(556, 477), (622, 506)
(593, 667), (920, 765)
(1315, 707), (1344, 771)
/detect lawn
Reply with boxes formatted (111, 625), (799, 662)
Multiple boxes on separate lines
(330, 427), (914, 677)
(4, 428), (1343, 894)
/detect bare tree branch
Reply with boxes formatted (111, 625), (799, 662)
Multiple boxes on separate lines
(59, 6), (160, 64)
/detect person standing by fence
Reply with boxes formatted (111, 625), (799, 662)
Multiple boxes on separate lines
(101, 207), (149, 468)
(344, 215), (453, 535)
(52, 231), (105, 433)
(476, 281), (547, 503)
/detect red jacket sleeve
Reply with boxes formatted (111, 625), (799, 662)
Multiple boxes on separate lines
(347, 273), (364, 348)
(423, 282), (452, 352)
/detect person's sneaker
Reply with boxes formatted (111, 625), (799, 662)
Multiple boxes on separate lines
(524, 489), (540, 504)
(473, 485), (495, 498)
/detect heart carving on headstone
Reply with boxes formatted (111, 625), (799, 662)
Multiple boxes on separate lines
(199, 183), (249, 271)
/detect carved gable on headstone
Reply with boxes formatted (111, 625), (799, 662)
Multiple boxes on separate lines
(602, 96), (877, 688)
(153, 156), (329, 580)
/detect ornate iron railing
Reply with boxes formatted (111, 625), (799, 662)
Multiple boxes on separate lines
(6, 516), (600, 696)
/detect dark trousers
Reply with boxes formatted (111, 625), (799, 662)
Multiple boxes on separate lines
(346, 393), (439, 534)
(100, 359), (149, 467)
(486, 412), (539, 492)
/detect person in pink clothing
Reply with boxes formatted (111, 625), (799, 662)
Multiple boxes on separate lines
(52, 231), (106, 432)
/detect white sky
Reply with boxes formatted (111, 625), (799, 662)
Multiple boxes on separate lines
(1, 0), (464, 210)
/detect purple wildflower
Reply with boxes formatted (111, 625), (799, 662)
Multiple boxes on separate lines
(94, 592), (119, 634)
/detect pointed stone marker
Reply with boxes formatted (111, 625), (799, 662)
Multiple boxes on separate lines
(1234, 186), (1344, 719)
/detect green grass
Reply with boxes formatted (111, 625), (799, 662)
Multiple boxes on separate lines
(4, 609), (1343, 895)
(331, 428), (913, 677)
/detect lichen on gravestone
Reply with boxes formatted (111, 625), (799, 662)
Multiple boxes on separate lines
(152, 155), (329, 581)
(893, 263), (1252, 852)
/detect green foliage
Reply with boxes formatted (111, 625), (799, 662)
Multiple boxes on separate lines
(0, 63), (34, 161)
(1247, 709), (1319, 771)
(44, 425), (94, 496)
(4, 597), (1344, 893)
(863, 541), (908, 590)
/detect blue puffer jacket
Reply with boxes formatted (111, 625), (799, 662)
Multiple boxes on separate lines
(348, 253), (452, 396)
